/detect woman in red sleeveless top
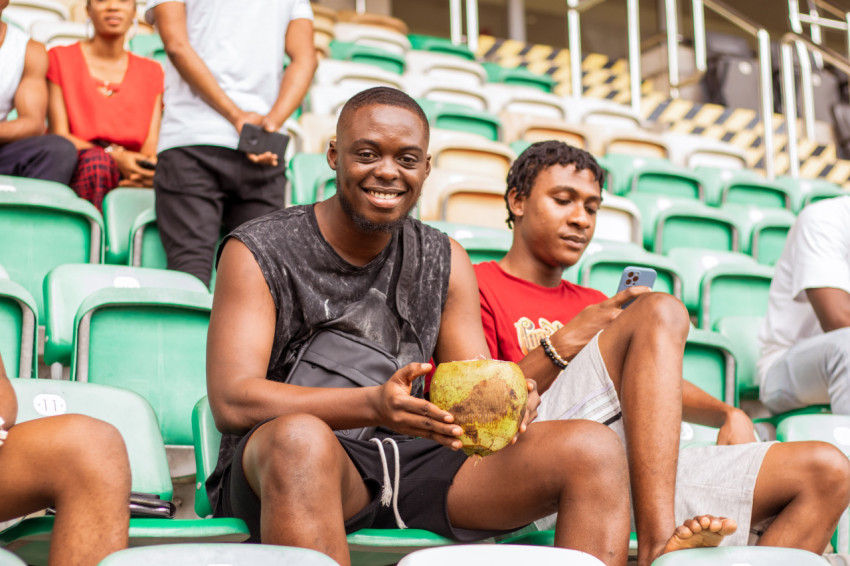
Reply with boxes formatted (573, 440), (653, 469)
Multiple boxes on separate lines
(46, 0), (163, 210)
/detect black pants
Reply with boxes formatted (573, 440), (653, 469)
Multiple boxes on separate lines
(0, 134), (77, 184)
(154, 145), (286, 287)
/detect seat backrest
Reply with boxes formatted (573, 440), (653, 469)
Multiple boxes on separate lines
(715, 315), (763, 401)
(10, 378), (172, 498)
(776, 414), (850, 456)
(128, 208), (168, 268)
(596, 193), (642, 245)
(0, 548), (26, 566)
(0, 192), (103, 318)
(398, 544), (605, 566)
(192, 396), (221, 518)
(700, 262), (773, 330)
(667, 248), (756, 314)
(73, 287), (213, 446)
(3, 0), (69, 32)
(43, 263), (208, 366)
(651, 545), (830, 565)
(287, 153), (337, 206)
(103, 188), (155, 265)
(0, 278), (37, 378)
(722, 179), (792, 211)
(424, 221), (512, 264)
(0, 174), (76, 199)
(571, 241), (683, 299)
(418, 99), (502, 142)
(98, 543), (339, 566)
(684, 326), (736, 405)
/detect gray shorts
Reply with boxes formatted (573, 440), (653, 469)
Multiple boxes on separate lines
(535, 332), (774, 546)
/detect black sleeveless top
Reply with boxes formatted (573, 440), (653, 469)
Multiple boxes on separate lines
(207, 205), (452, 511)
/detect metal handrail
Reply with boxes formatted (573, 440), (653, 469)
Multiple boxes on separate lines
(353, 0), (477, 52)
(566, 0), (642, 116)
(664, 0), (775, 179)
(780, 32), (850, 178)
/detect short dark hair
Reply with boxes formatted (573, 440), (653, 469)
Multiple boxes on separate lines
(337, 87), (429, 140)
(504, 141), (605, 228)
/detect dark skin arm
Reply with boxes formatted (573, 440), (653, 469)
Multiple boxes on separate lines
(808, 287), (850, 333)
(0, 39), (48, 144)
(0, 354), (17, 428)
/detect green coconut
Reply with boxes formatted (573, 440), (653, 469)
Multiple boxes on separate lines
(430, 359), (528, 457)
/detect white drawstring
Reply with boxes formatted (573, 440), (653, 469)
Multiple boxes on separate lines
(369, 437), (407, 529)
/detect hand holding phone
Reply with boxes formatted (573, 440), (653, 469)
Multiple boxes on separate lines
(616, 266), (657, 308)
(237, 123), (290, 159)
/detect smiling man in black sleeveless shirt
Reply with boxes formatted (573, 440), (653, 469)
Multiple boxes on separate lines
(206, 87), (632, 566)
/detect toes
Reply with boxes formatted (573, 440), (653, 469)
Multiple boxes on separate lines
(674, 524), (694, 539)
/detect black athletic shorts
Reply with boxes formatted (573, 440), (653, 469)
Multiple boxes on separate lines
(216, 419), (512, 543)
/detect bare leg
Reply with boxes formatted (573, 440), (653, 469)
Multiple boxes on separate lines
(0, 414), (131, 566)
(447, 420), (631, 566)
(597, 293), (690, 565)
(750, 441), (850, 552)
(242, 414), (372, 566)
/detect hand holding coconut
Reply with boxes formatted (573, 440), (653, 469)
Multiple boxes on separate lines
(373, 362), (465, 450)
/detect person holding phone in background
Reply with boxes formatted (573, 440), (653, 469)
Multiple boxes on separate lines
(146, 0), (317, 287)
(47, 0), (163, 210)
(473, 141), (850, 565)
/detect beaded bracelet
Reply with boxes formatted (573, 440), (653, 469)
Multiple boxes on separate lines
(540, 336), (568, 370)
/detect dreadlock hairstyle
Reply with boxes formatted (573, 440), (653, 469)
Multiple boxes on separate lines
(504, 140), (606, 228)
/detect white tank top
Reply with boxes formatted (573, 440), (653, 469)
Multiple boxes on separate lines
(0, 24), (29, 122)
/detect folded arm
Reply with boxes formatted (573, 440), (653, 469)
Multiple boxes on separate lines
(808, 287), (850, 333)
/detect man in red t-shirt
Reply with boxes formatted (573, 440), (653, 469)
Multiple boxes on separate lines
(475, 141), (850, 566)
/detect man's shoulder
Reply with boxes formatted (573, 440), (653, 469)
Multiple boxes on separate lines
(236, 206), (308, 233)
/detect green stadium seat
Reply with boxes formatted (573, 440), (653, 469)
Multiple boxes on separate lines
(128, 208), (167, 269)
(397, 544), (605, 565)
(679, 422), (720, 448)
(0, 549), (24, 566)
(650, 546), (829, 565)
(43, 264), (208, 366)
(98, 544), (338, 566)
(693, 166), (762, 207)
(684, 326), (736, 405)
(417, 99), (502, 141)
(0, 174), (76, 199)
(0, 273), (37, 378)
(0, 191), (103, 318)
(597, 154), (675, 197)
(192, 397), (456, 565)
(407, 34), (476, 60)
(627, 194), (738, 254)
(481, 62), (557, 93)
(667, 249), (761, 320)
(128, 33), (166, 65)
(287, 153), (336, 206)
(424, 221), (512, 263)
(329, 40), (406, 74)
(774, 175), (845, 212)
(722, 204), (794, 266)
(102, 188), (155, 265)
(563, 239), (683, 299)
(1, 380), (248, 566)
(715, 315), (763, 402)
(720, 175), (794, 211)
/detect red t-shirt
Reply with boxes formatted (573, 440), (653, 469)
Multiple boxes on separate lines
(47, 43), (163, 152)
(475, 261), (607, 363)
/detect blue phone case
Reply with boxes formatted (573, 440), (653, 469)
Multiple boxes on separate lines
(616, 266), (657, 308)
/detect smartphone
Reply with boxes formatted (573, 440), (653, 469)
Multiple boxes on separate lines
(237, 123), (290, 157)
(616, 266), (657, 308)
(137, 159), (156, 170)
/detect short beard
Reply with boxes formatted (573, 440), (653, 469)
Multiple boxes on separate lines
(336, 182), (410, 234)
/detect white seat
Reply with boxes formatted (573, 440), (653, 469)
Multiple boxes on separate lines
(297, 113), (337, 154)
(428, 129), (516, 179)
(314, 59), (405, 91)
(590, 128), (670, 159)
(308, 82), (403, 117)
(30, 20), (85, 49)
(597, 191), (643, 244)
(5, 0), (69, 32)
(500, 112), (589, 148)
(566, 96), (643, 130)
(662, 132), (748, 170)
(398, 544), (606, 566)
(419, 167), (507, 228)
(486, 83), (567, 120)
(406, 76), (489, 111)
(333, 21), (410, 56)
(404, 50), (487, 89)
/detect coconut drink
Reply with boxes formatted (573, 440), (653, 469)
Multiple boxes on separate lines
(430, 359), (528, 457)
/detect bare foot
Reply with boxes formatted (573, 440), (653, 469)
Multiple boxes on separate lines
(662, 515), (737, 554)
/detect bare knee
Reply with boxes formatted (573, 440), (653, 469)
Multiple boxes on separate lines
(545, 420), (627, 479)
(801, 442), (850, 506)
(249, 414), (342, 491)
(51, 415), (130, 494)
(629, 292), (690, 339)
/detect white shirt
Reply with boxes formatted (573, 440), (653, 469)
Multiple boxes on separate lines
(145, 0), (312, 152)
(758, 196), (850, 386)
(0, 25), (29, 122)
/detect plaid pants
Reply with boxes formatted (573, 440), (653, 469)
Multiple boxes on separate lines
(70, 147), (120, 211)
